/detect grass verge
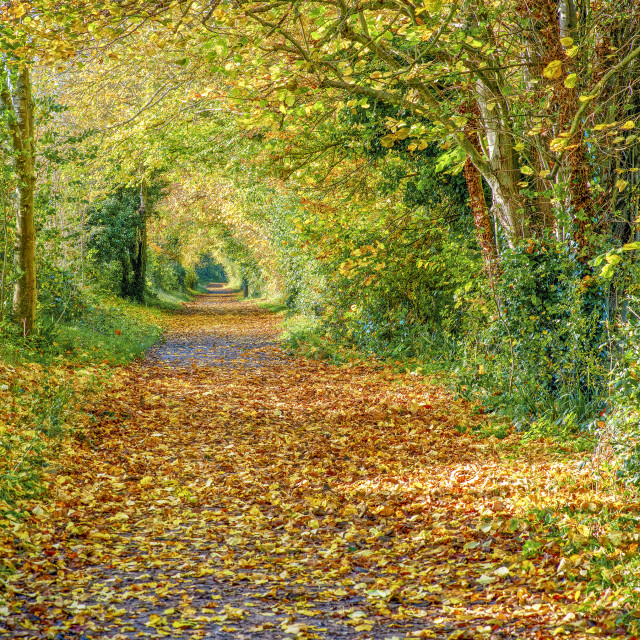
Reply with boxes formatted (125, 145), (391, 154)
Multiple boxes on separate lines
(255, 299), (289, 314)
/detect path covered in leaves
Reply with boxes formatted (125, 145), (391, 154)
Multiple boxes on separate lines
(2, 288), (636, 639)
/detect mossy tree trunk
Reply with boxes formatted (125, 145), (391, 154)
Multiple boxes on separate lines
(0, 62), (36, 335)
(130, 179), (149, 303)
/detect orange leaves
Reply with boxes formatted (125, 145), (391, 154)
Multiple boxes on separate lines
(0, 292), (637, 637)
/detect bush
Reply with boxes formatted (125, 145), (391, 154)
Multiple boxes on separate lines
(456, 237), (609, 428)
(37, 262), (85, 323)
(196, 255), (227, 283)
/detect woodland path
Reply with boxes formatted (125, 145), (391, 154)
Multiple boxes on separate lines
(2, 288), (629, 639)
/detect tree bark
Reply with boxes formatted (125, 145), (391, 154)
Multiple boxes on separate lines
(461, 102), (499, 273)
(130, 178), (149, 303)
(1, 187), (8, 323)
(529, 0), (594, 249)
(473, 81), (527, 245)
(464, 159), (498, 276)
(0, 62), (36, 334)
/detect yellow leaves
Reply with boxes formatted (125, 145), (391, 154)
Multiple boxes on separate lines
(412, 629), (437, 637)
(621, 120), (636, 130)
(550, 137), (568, 152)
(408, 139), (430, 152)
(543, 60), (563, 79)
(283, 622), (307, 634)
(607, 530), (624, 547)
(146, 613), (167, 628)
(108, 512), (129, 522)
(4, 294), (638, 638)
(560, 37), (574, 47)
(616, 179), (629, 192)
(464, 36), (483, 49)
(173, 619), (199, 629)
(380, 134), (397, 148)
(9, 2), (28, 19)
(564, 73), (578, 89)
(422, 0), (442, 10)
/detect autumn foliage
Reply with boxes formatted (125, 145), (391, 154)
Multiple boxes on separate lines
(1, 292), (640, 638)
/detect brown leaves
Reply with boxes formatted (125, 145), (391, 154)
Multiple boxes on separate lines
(0, 291), (636, 637)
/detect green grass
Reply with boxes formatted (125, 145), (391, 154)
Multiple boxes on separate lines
(0, 284), (194, 367)
(523, 504), (640, 633)
(256, 299), (289, 314)
(193, 283), (210, 294)
(149, 286), (193, 308)
(52, 294), (168, 365)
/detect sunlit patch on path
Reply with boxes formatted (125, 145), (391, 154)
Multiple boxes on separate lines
(0, 289), (626, 639)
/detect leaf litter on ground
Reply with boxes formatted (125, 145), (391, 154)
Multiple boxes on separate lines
(1, 286), (639, 639)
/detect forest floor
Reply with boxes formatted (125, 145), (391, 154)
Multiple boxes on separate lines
(1, 285), (639, 639)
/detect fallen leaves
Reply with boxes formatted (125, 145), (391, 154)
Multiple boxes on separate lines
(0, 289), (639, 638)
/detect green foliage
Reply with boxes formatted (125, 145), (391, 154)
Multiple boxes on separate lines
(148, 251), (193, 296)
(336, 102), (470, 211)
(58, 293), (165, 365)
(0, 366), (79, 509)
(288, 195), (479, 368)
(37, 262), (84, 323)
(86, 183), (163, 302)
(602, 308), (640, 488)
(196, 254), (227, 283)
(0, 291), (170, 521)
(452, 238), (609, 429)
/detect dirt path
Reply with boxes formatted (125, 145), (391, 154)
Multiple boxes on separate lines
(1, 290), (631, 639)
(148, 284), (287, 369)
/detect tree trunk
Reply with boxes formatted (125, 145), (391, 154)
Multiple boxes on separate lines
(473, 82), (527, 245)
(529, 0), (594, 250)
(130, 179), (149, 303)
(0, 62), (36, 335)
(1, 188), (9, 323)
(462, 102), (499, 273)
(464, 159), (498, 275)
